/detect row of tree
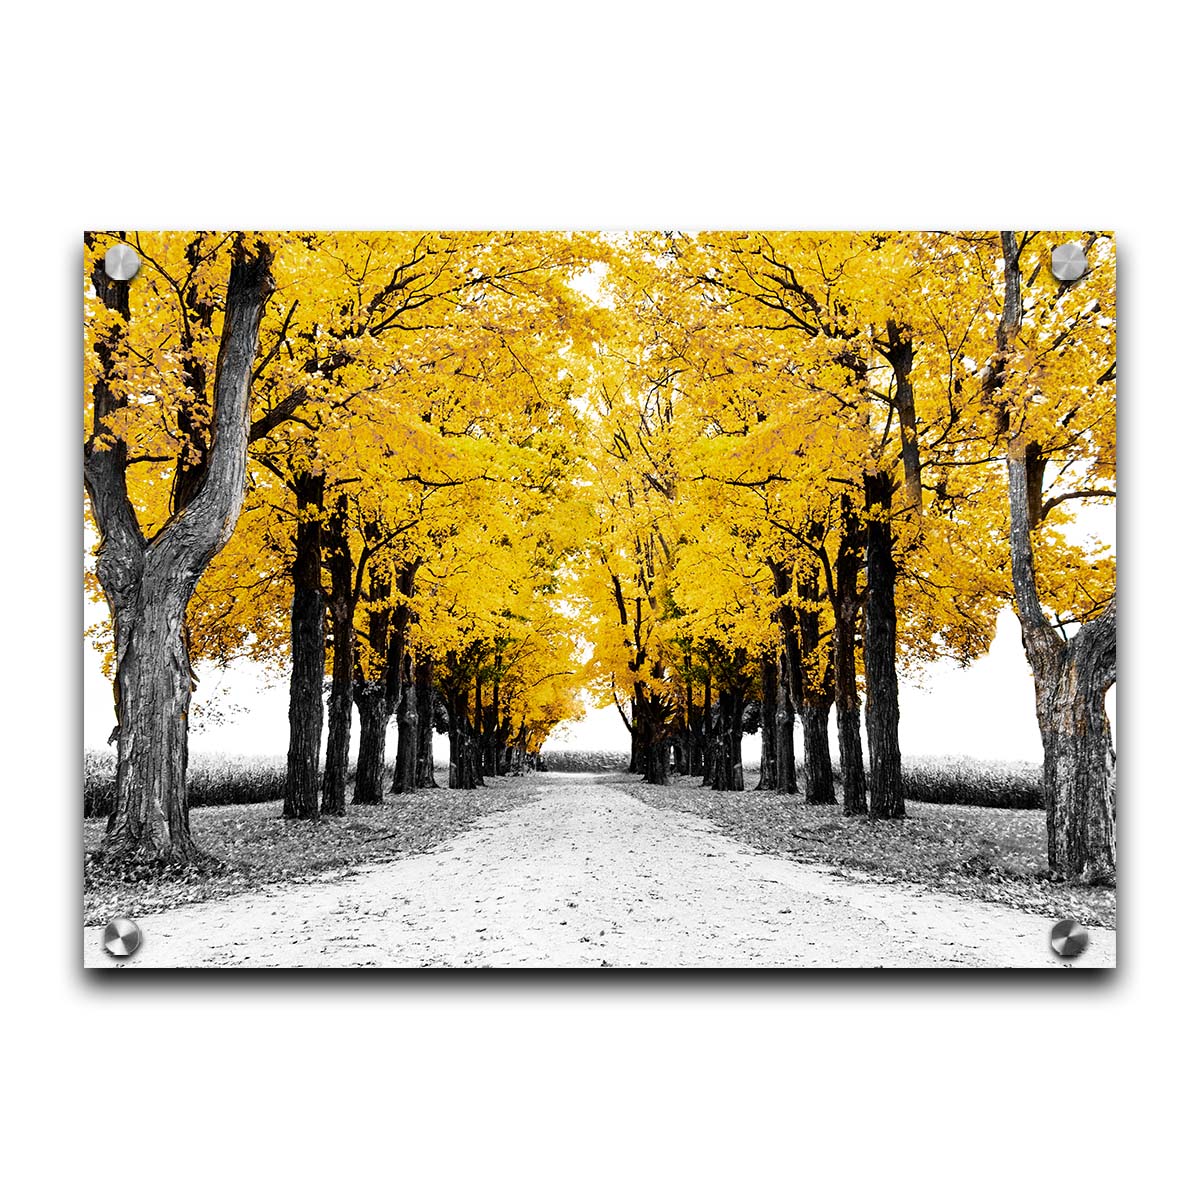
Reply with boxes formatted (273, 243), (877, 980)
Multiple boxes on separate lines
(85, 231), (1115, 884)
(579, 233), (1115, 882)
(85, 232), (593, 866)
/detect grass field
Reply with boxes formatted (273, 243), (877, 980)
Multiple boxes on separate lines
(609, 771), (1114, 929)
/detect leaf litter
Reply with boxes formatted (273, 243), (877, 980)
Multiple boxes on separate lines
(84, 776), (542, 926)
(608, 771), (1115, 930)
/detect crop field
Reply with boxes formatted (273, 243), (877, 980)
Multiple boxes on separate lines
(537, 749), (631, 774)
(85, 749), (444, 817)
(86, 747), (1042, 816)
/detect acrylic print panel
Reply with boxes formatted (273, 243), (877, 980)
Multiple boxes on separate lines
(82, 232), (1116, 969)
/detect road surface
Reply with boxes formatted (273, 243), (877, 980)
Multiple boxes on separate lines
(84, 775), (1114, 968)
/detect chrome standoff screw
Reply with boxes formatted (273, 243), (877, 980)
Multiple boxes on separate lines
(1050, 242), (1087, 282)
(1050, 918), (1088, 958)
(103, 243), (140, 281)
(103, 917), (142, 957)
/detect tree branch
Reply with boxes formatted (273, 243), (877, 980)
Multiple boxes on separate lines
(250, 386), (311, 443)
(1041, 489), (1116, 520)
(152, 238), (275, 578)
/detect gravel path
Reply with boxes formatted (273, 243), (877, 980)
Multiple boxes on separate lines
(83, 775), (1114, 968)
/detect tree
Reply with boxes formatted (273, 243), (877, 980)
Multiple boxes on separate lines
(993, 231), (1116, 883)
(84, 233), (275, 865)
(676, 231), (1016, 818)
(188, 232), (595, 812)
(84, 229), (1116, 887)
(578, 240), (690, 784)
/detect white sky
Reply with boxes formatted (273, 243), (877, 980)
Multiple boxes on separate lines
(83, 604), (1115, 765)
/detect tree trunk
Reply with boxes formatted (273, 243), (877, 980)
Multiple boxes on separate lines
(681, 670), (695, 776)
(637, 684), (671, 785)
(774, 645), (799, 795)
(415, 655), (437, 787)
(494, 714), (513, 775)
(283, 470), (326, 819)
(391, 711), (405, 793)
(104, 589), (197, 863)
(445, 655), (464, 789)
(391, 652), (418, 794)
(627, 692), (647, 775)
(701, 676), (714, 786)
(863, 471), (904, 819)
(483, 662), (501, 775)
(321, 492), (352, 816)
(352, 682), (388, 804)
(800, 699), (835, 805)
(356, 607), (405, 804)
(757, 650), (778, 790)
(689, 702), (706, 775)
(729, 692), (745, 791)
(686, 674), (706, 776)
(835, 494), (867, 815)
(768, 563), (802, 796)
(350, 558), (408, 805)
(85, 237), (274, 866)
(796, 573), (835, 806)
(644, 736), (669, 785)
(885, 320), (922, 515)
(473, 674), (487, 782)
(997, 231), (1116, 883)
(1010, 444), (1116, 880)
(724, 691), (744, 792)
(710, 689), (745, 792)
(1031, 619), (1117, 881)
(447, 671), (476, 790)
(709, 695), (728, 790)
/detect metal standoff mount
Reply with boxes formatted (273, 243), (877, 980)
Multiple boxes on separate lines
(1049, 918), (1088, 958)
(1050, 241), (1088, 283)
(104, 243), (141, 282)
(103, 917), (142, 957)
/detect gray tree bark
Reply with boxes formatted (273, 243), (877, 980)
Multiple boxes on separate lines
(834, 494), (868, 815)
(710, 688), (746, 792)
(757, 651), (778, 790)
(415, 655), (438, 787)
(768, 562), (801, 795)
(863, 471), (904, 819)
(321, 492), (353, 815)
(391, 656), (419, 795)
(796, 569), (835, 805)
(283, 470), (325, 819)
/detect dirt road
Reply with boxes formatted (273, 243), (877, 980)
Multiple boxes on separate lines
(83, 775), (1114, 968)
